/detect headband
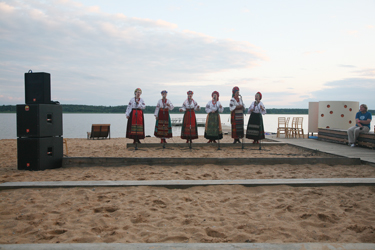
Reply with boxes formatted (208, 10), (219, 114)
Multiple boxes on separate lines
(232, 86), (239, 97)
(256, 92), (262, 100)
(212, 91), (219, 101)
(187, 90), (193, 95)
(161, 90), (168, 94)
(134, 88), (142, 94)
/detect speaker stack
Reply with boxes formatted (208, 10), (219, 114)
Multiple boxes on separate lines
(17, 71), (63, 171)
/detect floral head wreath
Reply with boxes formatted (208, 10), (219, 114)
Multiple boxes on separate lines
(212, 91), (219, 101)
(232, 86), (239, 97)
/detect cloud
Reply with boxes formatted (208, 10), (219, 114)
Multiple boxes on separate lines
(297, 78), (375, 108)
(303, 50), (325, 56)
(168, 6), (181, 11)
(87, 5), (100, 13)
(0, 0), (265, 105)
(325, 78), (375, 88)
(338, 64), (356, 68)
(0, 2), (15, 13)
(353, 68), (375, 77)
(346, 30), (358, 36)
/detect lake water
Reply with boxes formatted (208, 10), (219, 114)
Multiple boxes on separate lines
(0, 113), (308, 139)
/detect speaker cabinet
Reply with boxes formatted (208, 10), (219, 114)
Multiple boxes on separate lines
(17, 137), (63, 171)
(25, 72), (51, 104)
(17, 104), (63, 138)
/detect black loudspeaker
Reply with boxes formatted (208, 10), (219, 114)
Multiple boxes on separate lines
(17, 104), (63, 138)
(25, 72), (51, 104)
(17, 137), (63, 171)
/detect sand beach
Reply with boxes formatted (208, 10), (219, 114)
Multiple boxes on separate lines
(0, 137), (374, 244)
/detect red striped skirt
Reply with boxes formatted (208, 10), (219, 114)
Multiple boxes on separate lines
(154, 108), (172, 138)
(181, 109), (198, 139)
(126, 109), (145, 139)
(231, 107), (244, 139)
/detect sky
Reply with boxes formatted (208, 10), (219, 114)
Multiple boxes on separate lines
(0, 0), (374, 108)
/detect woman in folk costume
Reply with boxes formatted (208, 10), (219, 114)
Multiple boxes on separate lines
(179, 90), (200, 143)
(230, 86), (245, 144)
(125, 88), (146, 144)
(204, 91), (224, 143)
(246, 92), (266, 143)
(154, 90), (174, 143)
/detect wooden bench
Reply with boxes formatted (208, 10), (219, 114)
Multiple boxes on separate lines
(318, 128), (375, 149)
(87, 124), (111, 140)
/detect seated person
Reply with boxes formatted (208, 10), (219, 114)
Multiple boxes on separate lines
(347, 104), (372, 147)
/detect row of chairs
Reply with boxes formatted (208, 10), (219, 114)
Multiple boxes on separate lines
(277, 117), (304, 138)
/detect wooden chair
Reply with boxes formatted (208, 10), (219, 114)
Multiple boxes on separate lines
(287, 117), (298, 138)
(276, 117), (290, 138)
(87, 124), (111, 139)
(296, 117), (304, 138)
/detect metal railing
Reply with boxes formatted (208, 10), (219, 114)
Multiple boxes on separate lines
(171, 118), (206, 126)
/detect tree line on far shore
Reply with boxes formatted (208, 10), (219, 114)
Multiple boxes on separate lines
(1, 104), (374, 115)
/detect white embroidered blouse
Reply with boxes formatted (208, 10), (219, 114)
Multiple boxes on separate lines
(180, 99), (200, 111)
(229, 97), (245, 112)
(247, 101), (266, 115)
(154, 99), (174, 117)
(125, 97), (145, 118)
(205, 100), (224, 113)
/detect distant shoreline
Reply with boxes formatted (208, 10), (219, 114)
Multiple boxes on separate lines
(0, 104), (310, 114)
(1, 104), (374, 115)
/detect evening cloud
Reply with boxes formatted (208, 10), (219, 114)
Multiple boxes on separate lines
(0, 0), (265, 105)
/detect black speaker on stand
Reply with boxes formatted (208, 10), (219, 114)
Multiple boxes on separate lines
(17, 70), (63, 171)
(25, 71), (51, 104)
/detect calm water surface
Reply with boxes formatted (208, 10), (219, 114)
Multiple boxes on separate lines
(0, 113), (308, 139)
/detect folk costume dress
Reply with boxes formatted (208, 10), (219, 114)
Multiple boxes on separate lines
(180, 98), (200, 140)
(204, 99), (224, 141)
(154, 99), (174, 138)
(246, 100), (266, 141)
(229, 94), (245, 140)
(125, 97), (146, 140)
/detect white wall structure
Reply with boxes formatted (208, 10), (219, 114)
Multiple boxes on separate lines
(308, 101), (359, 133)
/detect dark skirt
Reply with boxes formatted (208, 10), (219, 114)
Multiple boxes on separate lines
(231, 107), (244, 139)
(204, 112), (223, 140)
(126, 109), (145, 139)
(181, 109), (198, 140)
(246, 113), (265, 140)
(154, 108), (172, 138)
